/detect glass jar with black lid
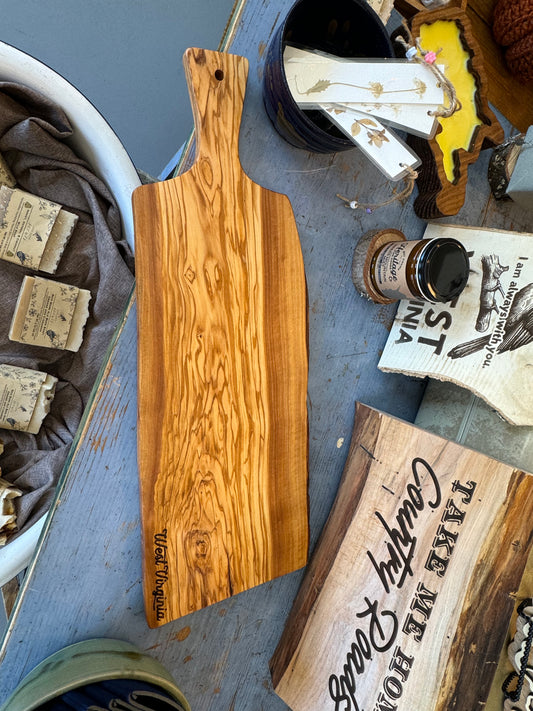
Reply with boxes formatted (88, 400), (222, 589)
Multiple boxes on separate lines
(370, 236), (470, 303)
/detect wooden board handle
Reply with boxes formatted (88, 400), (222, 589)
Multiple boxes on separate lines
(183, 47), (248, 166)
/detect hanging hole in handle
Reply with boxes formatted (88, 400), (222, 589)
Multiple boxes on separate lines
(215, 69), (224, 81)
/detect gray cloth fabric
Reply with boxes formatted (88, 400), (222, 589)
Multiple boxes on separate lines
(0, 82), (135, 540)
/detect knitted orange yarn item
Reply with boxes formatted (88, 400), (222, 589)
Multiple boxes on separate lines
(505, 32), (533, 83)
(493, 0), (533, 46)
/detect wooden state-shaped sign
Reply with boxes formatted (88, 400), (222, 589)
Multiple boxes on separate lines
(271, 402), (533, 711)
(404, 1), (504, 218)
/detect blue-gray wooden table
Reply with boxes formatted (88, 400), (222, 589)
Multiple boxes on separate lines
(1, 0), (531, 709)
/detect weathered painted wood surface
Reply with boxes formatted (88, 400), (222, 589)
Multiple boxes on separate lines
(1, 1), (533, 709)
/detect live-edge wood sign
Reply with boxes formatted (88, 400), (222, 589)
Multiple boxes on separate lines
(271, 403), (533, 711)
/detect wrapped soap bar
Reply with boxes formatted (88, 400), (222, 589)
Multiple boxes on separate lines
(0, 186), (78, 273)
(0, 152), (16, 188)
(0, 438), (23, 546)
(0, 476), (23, 546)
(9, 276), (91, 352)
(0, 364), (58, 434)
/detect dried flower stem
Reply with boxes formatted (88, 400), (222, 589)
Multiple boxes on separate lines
(336, 164), (418, 213)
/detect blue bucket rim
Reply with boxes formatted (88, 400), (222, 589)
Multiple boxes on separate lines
(263, 0), (395, 152)
(0, 639), (191, 711)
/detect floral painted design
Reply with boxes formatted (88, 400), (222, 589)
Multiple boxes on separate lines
(300, 77), (428, 100)
(350, 117), (390, 148)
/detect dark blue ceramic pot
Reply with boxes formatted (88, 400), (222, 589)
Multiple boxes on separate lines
(263, 0), (394, 153)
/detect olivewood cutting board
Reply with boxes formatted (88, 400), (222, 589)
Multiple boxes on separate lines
(132, 48), (309, 627)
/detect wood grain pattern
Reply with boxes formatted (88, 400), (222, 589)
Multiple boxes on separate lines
(393, 0), (426, 19)
(270, 404), (380, 690)
(271, 403), (533, 711)
(407, 5), (504, 218)
(435, 470), (533, 711)
(351, 228), (406, 304)
(133, 48), (309, 627)
(394, 0), (468, 19)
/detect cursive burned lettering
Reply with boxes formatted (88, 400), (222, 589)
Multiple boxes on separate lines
(368, 458), (441, 593)
(152, 529), (169, 621)
(328, 459), (475, 710)
(329, 598), (398, 711)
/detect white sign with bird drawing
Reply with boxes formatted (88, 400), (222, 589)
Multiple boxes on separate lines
(379, 222), (533, 426)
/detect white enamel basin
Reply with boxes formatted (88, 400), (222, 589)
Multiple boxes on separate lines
(0, 40), (141, 587)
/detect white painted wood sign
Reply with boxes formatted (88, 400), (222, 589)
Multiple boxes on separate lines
(321, 106), (420, 181)
(284, 48), (445, 106)
(332, 101), (439, 139)
(284, 46), (441, 138)
(378, 223), (533, 426)
(270, 403), (533, 711)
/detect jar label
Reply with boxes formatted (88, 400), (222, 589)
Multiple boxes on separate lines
(373, 240), (421, 300)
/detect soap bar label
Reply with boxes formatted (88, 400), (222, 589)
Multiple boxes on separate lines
(0, 153), (16, 188)
(0, 364), (47, 432)
(0, 188), (60, 270)
(18, 276), (79, 349)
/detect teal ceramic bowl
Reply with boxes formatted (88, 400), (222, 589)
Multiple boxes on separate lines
(0, 639), (190, 711)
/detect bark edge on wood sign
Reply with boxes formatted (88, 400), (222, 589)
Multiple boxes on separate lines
(271, 402), (533, 711)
